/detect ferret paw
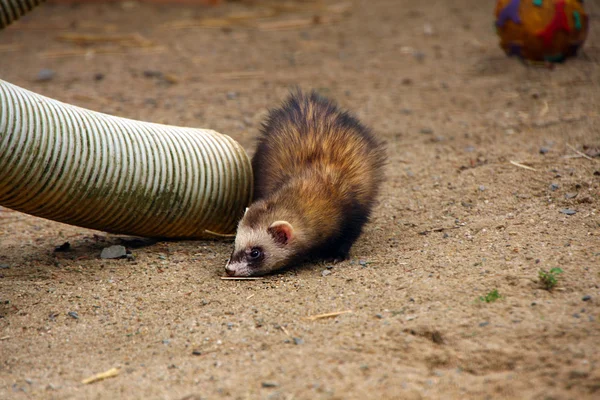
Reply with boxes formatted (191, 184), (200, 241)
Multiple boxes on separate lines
(324, 253), (350, 265)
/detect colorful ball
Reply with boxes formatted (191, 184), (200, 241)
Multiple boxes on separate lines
(495, 0), (589, 62)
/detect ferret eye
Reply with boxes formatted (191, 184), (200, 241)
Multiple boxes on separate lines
(249, 248), (262, 260)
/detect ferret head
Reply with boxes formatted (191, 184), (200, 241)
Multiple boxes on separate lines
(225, 206), (297, 276)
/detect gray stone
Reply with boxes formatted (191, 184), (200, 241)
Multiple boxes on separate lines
(101, 245), (127, 259)
(36, 69), (55, 82)
(560, 209), (576, 215)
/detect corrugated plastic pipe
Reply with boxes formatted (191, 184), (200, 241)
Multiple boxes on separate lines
(0, 79), (253, 239)
(0, 0), (45, 29)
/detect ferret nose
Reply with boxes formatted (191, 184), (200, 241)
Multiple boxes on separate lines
(225, 263), (236, 276)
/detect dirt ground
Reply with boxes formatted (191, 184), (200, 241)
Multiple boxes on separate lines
(1, 0), (599, 398)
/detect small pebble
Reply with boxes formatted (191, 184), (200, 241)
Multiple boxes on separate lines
(36, 69), (55, 82)
(582, 295), (592, 302)
(419, 128), (434, 135)
(375, 314), (383, 319)
(293, 337), (304, 345)
(325, 265), (334, 270)
(539, 147), (550, 154)
(321, 270), (331, 277)
(564, 193), (578, 199)
(560, 208), (576, 215)
(101, 245), (127, 259)
(573, 313), (580, 319)
(549, 183), (559, 191)
(0, 264), (10, 269)
(94, 73), (105, 81)
(413, 51), (426, 62)
(478, 185), (486, 192)
(226, 92), (238, 100)
(531, 302), (537, 306)
(192, 349), (202, 356)
(162, 339), (170, 345)
(143, 70), (163, 78)
(359, 260), (367, 266)
(262, 382), (279, 388)
(479, 321), (489, 327)
(67, 311), (79, 319)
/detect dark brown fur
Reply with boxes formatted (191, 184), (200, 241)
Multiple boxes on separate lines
(250, 90), (385, 262)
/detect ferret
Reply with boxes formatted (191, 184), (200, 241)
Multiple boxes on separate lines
(225, 90), (385, 277)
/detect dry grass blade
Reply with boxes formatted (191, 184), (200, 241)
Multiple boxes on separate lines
(256, 15), (340, 31)
(41, 46), (165, 59)
(509, 160), (537, 171)
(160, 8), (277, 30)
(304, 310), (353, 321)
(56, 33), (154, 47)
(81, 367), (120, 384)
(539, 100), (549, 117)
(216, 70), (265, 80)
(567, 144), (596, 162)
(221, 277), (264, 281)
(279, 325), (291, 336)
(256, 17), (319, 31)
(227, 9), (278, 21)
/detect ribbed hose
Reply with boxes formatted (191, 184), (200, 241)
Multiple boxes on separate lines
(0, 0), (45, 29)
(0, 80), (253, 239)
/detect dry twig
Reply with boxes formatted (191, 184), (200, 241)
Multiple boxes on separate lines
(221, 277), (263, 281)
(56, 33), (154, 47)
(567, 144), (596, 162)
(81, 367), (120, 385)
(509, 160), (537, 171)
(304, 310), (353, 321)
(279, 325), (291, 337)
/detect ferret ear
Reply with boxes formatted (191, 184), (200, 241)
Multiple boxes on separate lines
(268, 220), (294, 245)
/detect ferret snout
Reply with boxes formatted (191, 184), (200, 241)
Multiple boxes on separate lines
(225, 266), (236, 276)
(224, 260), (236, 276)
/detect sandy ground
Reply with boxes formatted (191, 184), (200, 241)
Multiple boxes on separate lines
(1, 0), (600, 398)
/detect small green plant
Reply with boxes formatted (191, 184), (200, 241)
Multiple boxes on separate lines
(479, 289), (501, 303)
(538, 267), (563, 290)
